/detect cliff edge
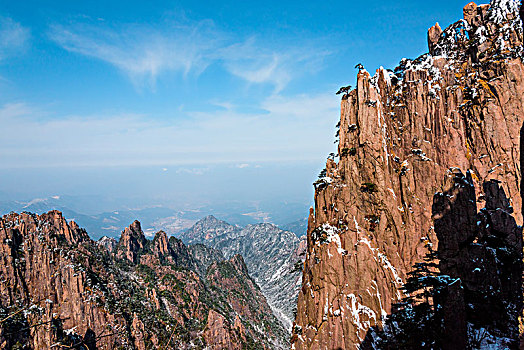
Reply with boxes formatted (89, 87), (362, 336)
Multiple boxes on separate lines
(293, 1), (524, 348)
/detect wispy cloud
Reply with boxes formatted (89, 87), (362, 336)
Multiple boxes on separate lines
(0, 93), (339, 168)
(176, 167), (210, 175)
(220, 38), (330, 93)
(0, 102), (36, 118)
(0, 17), (30, 61)
(48, 19), (222, 87)
(261, 93), (340, 119)
(48, 17), (330, 91)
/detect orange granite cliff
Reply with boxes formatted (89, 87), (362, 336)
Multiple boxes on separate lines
(293, 0), (524, 348)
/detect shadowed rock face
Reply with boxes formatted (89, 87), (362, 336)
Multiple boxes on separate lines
(188, 243), (225, 276)
(0, 211), (289, 349)
(432, 172), (522, 348)
(359, 172), (522, 349)
(293, 0), (524, 348)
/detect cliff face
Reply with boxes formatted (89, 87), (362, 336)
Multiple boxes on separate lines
(0, 211), (288, 349)
(205, 254), (287, 349)
(181, 216), (306, 330)
(293, 0), (524, 348)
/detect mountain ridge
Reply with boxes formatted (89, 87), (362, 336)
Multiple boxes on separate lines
(0, 210), (289, 349)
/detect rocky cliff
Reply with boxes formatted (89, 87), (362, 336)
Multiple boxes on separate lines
(293, 0), (524, 348)
(0, 211), (288, 349)
(181, 216), (306, 330)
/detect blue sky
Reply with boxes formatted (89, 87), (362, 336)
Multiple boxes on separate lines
(0, 0), (476, 211)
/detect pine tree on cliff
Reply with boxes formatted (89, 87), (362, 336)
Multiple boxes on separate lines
(378, 247), (455, 349)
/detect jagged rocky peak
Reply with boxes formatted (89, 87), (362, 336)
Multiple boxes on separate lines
(167, 235), (196, 268)
(152, 230), (170, 256)
(427, 22), (443, 53)
(1, 210), (89, 246)
(0, 210), (289, 349)
(116, 219), (148, 263)
(293, 0), (523, 348)
(228, 254), (250, 276)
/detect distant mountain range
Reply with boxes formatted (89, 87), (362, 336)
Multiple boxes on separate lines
(0, 196), (309, 239)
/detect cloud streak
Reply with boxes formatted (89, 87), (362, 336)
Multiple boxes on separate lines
(48, 19), (221, 87)
(0, 92), (339, 168)
(48, 17), (330, 91)
(0, 17), (30, 61)
(220, 38), (330, 93)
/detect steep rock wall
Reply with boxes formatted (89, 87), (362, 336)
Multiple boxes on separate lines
(293, 1), (524, 348)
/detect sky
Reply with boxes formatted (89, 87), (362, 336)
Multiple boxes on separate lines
(0, 0), (479, 216)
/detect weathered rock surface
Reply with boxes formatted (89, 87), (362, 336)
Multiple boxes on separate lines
(115, 220), (148, 263)
(0, 211), (288, 349)
(205, 254), (288, 349)
(293, 0), (524, 348)
(181, 216), (306, 330)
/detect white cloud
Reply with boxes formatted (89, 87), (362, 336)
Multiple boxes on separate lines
(236, 163), (250, 168)
(0, 93), (339, 168)
(48, 19), (221, 87)
(220, 38), (330, 93)
(176, 167), (210, 176)
(48, 18), (330, 91)
(0, 17), (30, 61)
(0, 102), (36, 119)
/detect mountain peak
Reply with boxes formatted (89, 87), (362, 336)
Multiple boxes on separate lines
(180, 215), (240, 245)
(0, 211), (289, 348)
(152, 230), (170, 257)
(116, 220), (148, 263)
(129, 219), (142, 233)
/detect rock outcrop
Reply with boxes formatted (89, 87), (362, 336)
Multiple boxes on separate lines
(293, 0), (524, 348)
(0, 211), (288, 349)
(115, 220), (148, 263)
(181, 216), (306, 330)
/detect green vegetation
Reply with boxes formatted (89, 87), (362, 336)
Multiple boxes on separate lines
(340, 147), (357, 156)
(360, 182), (378, 193)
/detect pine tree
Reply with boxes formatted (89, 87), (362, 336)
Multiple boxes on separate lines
(379, 247), (454, 349)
